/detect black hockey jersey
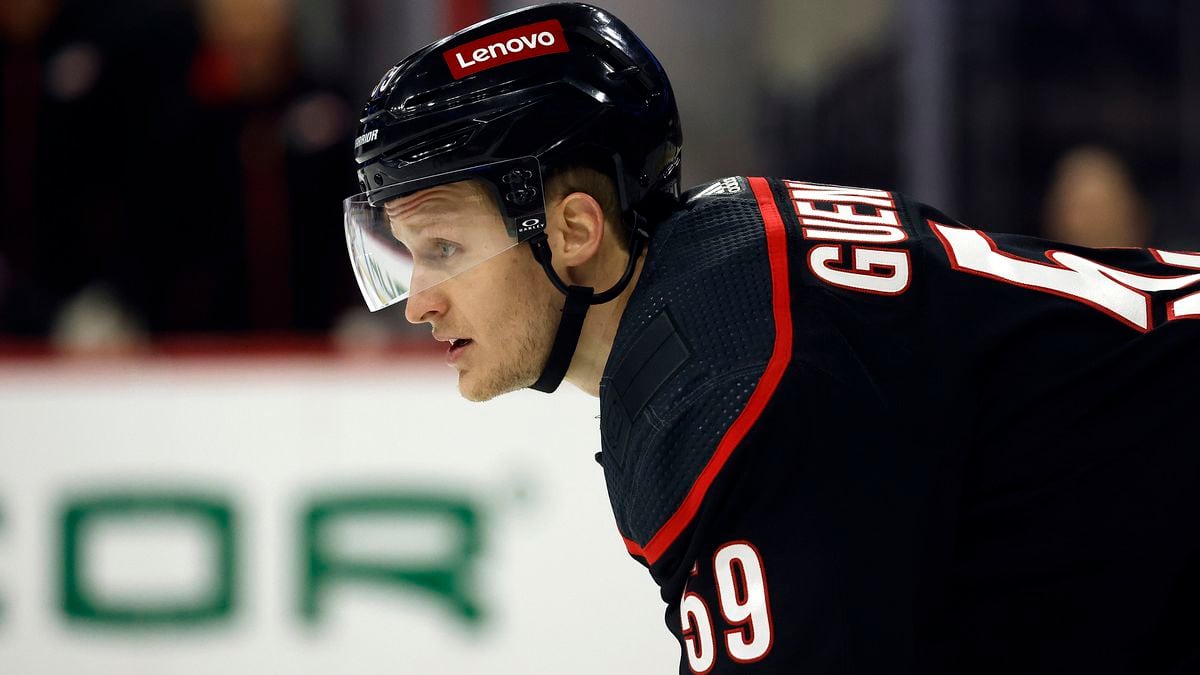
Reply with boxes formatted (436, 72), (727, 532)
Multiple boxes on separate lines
(597, 176), (1200, 674)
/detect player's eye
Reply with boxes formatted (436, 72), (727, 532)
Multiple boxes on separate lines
(414, 238), (461, 265)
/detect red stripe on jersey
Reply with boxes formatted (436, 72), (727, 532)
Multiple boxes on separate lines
(631, 177), (794, 566)
(623, 535), (645, 557)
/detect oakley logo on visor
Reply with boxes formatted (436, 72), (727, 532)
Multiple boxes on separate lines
(444, 19), (568, 80)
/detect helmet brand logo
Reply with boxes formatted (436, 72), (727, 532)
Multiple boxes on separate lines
(444, 19), (569, 80)
(354, 129), (379, 149)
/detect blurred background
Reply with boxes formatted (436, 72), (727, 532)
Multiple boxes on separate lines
(2, 0), (1197, 348)
(0, 0), (1195, 672)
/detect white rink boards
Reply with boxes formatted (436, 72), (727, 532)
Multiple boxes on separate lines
(0, 353), (677, 674)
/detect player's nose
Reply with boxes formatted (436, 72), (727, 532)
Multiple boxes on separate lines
(404, 286), (447, 325)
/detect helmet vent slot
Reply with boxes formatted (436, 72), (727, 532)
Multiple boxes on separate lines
(402, 76), (540, 113)
(386, 123), (480, 164)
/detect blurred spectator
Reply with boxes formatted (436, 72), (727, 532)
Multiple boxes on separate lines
(955, 1), (1181, 241)
(1, 0), (358, 345)
(1, 0), (98, 336)
(1042, 146), (1150, 248)
(762, 1), (1184, 246)
(760, 45), (901, 191)
(756, 0), (900, 190)
(0, 0), (199, 342)
(50, 283), (148, 354)
(128, 0), (357, 335)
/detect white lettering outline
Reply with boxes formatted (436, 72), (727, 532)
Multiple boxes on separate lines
(931, 221), (1200, 331)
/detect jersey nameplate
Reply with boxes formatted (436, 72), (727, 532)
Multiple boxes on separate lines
(786, 181), (912, 296)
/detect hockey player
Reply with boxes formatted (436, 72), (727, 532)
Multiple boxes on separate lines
(342, 4), (1200, 673)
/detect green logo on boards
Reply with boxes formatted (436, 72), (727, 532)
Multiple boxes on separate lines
(61, 494), (236, 625)
(49, 489), (484, 629)
(302, 494), (484, 625)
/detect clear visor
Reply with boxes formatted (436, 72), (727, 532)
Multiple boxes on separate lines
(344, 160), (545, 312)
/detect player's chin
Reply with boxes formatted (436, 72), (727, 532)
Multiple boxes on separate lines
(458, 379), (498, 402)
(453, 369), (497, 403)
(456, 365), (533, 403)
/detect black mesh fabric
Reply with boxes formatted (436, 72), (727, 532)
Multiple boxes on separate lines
(599, 179), (775, 546)
(595, 176), (1200, 672)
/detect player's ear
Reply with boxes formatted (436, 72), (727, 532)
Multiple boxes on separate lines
(548, 191), (605, 267)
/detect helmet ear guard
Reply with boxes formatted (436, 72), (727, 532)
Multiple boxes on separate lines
(347, 2), (681, 393)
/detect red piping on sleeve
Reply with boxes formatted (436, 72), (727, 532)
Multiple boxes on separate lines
(623, 536), (645, 557)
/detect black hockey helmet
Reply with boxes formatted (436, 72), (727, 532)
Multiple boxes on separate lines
(344, 2), (681, 392)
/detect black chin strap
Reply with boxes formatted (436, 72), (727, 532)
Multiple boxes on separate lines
(527, 220), (648, 393)
(529, 282), (593, 392)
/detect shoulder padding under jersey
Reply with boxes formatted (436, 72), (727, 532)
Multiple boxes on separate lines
(601, 179), (778, 565)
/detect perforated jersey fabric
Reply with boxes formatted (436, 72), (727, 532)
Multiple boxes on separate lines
(599, 179), (774, 547)
(598, 176), (1200, 674)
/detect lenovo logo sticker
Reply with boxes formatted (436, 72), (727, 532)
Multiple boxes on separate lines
(444, 19), (568, 80)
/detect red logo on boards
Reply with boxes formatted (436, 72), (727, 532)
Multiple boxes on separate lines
(443, 19), (569, 80)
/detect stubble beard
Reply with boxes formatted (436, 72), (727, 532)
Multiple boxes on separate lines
(458, 291), (560, 402)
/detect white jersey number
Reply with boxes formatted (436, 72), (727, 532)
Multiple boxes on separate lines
(681, 591), (716, 674)
(680, 541), (774, 673)
(931, 222), (1200, 332)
